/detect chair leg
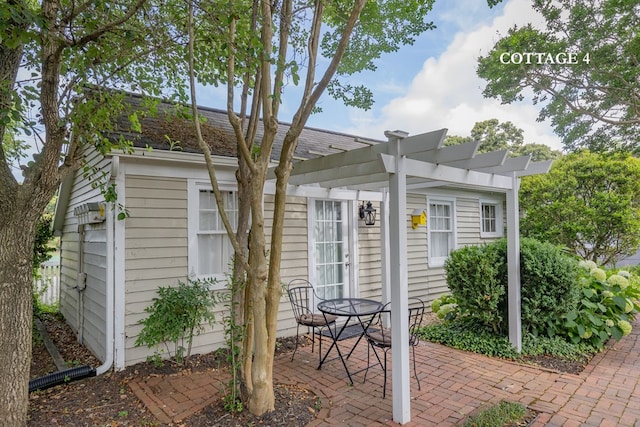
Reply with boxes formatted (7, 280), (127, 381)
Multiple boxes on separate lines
(364, 342), (371, 383)
(382, 351), (388, 399)
(364, 342), (384, 384)
(310, 327), (316, 354)
(412, 345), (421, 391)
(291, 324), (301, 361)
(316, 328), (322, 365)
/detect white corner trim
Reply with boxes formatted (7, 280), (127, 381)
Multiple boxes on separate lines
(113, 161), (127, 370)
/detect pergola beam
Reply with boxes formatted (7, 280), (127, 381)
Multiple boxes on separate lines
(379, 154), (513, 190)
(288, 159), (385, 186)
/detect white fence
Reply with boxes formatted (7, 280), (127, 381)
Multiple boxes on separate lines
(34, 260), (60, 306)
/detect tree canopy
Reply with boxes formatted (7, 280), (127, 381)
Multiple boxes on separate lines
(444, 118), (562, 161)
(477, 0), (640, 153)
(519, 151), (640, 265)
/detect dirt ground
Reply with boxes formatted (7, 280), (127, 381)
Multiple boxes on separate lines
(29, 312), (318, 426)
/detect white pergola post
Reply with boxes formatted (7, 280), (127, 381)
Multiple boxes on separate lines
(387, 134), (411, 424)
(380, 189), (391, 306)
(506, 173), (522, 351)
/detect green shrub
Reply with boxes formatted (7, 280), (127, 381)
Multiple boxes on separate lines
(33, 214), (55, 271)
(444, 244), (504, 333)
(445, 238), (580, 337)
(493, 238), (580, 336)
(136, 277), (222, 364)
(431, 294), (458, 321)
(557, 262), (639, 349)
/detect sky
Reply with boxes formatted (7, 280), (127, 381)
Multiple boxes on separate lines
(197, 0), (562, 150)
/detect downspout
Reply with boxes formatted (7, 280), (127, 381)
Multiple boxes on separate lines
(96, 156), (118, 375)
(76, 224), (86, 344)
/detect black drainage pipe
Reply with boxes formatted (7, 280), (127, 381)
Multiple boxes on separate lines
(29, 365), (96, 393)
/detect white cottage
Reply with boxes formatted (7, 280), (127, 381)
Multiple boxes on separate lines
(53, 94), (550, 418)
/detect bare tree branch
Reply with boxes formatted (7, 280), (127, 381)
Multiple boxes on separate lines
(187, 0), (249, 273)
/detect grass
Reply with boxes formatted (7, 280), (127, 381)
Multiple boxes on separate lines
(462, 401), (527, 427)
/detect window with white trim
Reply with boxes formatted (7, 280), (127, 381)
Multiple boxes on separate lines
(427, 198), (456, 267)
(188, 181), (238, 281)
(479, 199), (503, 238)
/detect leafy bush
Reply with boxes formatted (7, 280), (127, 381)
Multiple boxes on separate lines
(557, 262), (639, 349)
(33, 214), (55, 271)
(493, 238), (580, 336)
(136, 277), (222, 364)
(431, 294), (458, 321)
(444, 244), (504, 332)
(445, 238), (579, 336)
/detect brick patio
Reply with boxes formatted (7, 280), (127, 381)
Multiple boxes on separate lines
(130, 318), (640, 426)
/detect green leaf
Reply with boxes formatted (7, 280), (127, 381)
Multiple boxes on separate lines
(613, 296), (627, 310)
(611, 326), (623, 340)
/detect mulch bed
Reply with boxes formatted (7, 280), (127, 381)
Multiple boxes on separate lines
(29, 312), (317, 426)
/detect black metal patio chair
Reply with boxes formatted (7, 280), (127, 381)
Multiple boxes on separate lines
(287, 279), (337, 363)
(363, 297), (425, 398)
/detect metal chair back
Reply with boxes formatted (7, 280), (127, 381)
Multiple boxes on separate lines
(286, 279), (336, 362)
(364, 297), (425, 397)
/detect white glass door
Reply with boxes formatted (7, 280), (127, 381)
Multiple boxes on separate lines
(313, 200), (350, 300)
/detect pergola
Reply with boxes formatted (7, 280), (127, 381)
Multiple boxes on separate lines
(281, 128), (552, 424)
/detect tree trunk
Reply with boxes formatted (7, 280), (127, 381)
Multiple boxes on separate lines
(246, 173), (276, 415)
(0, 213), (38, 426)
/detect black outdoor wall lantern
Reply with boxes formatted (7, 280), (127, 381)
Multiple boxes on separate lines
(359, 201), (376, 226)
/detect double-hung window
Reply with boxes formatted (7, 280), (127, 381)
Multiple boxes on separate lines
(427, 198), (456, 267)
(188, 181), (238, 282)
(479, 199), (503, 238)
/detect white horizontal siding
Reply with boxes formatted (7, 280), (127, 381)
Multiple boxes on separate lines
(457, 197), (483, 246)
(264, 195), (310, 339)
(59, 147), (111, 361)
(357, 203), (382, 301)
(123, 175), (191, 365)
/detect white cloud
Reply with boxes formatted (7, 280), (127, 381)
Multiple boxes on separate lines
(344, 0), (562, 150)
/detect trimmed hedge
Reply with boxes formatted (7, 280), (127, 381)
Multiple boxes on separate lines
(444, 244), (504, 333)
(445, 238), (580, 336)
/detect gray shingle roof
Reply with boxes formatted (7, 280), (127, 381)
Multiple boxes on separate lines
(110, 91), (383, 161)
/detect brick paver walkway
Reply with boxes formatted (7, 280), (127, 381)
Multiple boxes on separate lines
(130, 318), (640, 426)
